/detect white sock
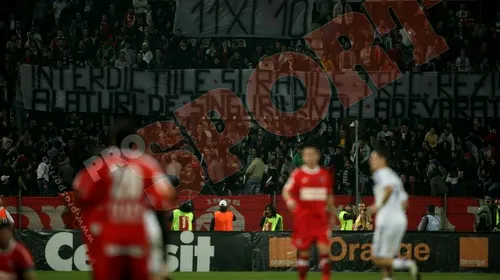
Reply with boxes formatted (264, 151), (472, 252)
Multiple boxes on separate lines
(392, 258), (413, 270)
(383, 278), (392, 280)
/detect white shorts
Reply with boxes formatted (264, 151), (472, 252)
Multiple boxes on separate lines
(372, 220), (407, 258)
(144, 210), (164, 273)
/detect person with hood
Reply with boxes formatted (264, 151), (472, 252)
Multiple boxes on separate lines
(169, 200), (195, 231)
(418, 205), (441, 231)
(427, 161), (448, 196)
(210, 200), (236, 231)
(260, 204), (283, 231)
(475, 196), (496, 232)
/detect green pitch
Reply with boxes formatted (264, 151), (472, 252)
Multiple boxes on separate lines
(37, 271), (500, 280)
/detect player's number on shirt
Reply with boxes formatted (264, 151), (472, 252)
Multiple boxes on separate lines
(109, 164), (144, 222)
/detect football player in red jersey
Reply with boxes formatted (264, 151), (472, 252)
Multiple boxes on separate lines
(282, 139), (335, 280)
(0, 219), (37, 280)
(73, 118), (176, 280)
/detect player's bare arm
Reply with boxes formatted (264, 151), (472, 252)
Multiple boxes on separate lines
(282, 189), (296, 210)
(368, 185), (393, 213)
(327, 194), (336, 228)
(282, 176), (296, 211)
(72, 171), (90, 202)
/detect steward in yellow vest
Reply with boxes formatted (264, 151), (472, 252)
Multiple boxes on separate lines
(338, 205), (355, 231)
(169, 201), (195, 231)
(261, 204), (283, 231)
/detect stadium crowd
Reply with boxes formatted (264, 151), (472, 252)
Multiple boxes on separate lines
(0, 0), (499, 202)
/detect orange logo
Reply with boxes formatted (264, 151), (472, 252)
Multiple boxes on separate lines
(459, 237), (488, 268)
(268, 237), (297, 268)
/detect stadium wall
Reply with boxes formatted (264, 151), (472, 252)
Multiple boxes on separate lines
(4, 195), (480, 231)
(16, 230), (500, 273)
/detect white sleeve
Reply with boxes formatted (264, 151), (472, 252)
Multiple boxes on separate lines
(5, 210), (14, 225)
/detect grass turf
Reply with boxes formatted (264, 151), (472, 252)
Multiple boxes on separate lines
(36, 272), (500, 280)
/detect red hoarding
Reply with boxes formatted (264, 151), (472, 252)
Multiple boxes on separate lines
(2, 195), (479, 232)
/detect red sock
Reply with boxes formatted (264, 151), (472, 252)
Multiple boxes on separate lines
(297, 255), (309, 280)
(319, 254), (331, 280)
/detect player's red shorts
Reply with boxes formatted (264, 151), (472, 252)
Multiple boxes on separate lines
(91, 239), (150, 280)
(91, 227), (151, 280)
(292, 223), (330, 251)
(93, 254), (149, 280)
(88, 243), (106, 280)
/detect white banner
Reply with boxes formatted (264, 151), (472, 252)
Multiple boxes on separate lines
(173, 0), (313, 38)
(19, 65), (500, 119)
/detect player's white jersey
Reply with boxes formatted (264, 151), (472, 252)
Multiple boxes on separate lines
(372, 167), (408, 224)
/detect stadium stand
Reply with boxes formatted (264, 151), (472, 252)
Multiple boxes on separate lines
(0, 0), (499, 205)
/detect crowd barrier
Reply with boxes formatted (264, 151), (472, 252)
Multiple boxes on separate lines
(4, 195), (481, 231)
(16, 230), (499, 273)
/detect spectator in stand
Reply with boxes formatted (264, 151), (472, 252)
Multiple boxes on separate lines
(338, 41), (356, 71)
(455, 48), (472, 72)
(280, 157), (294, 178)
(208, 153), (224, 187)
(245, 150), (265, 194)
(427, 161), (449, 196)
(114, 50), (128, 67)
(425, 128), (439, 149)
(0, 0), (497, 200)
(332, 0), (353, 26)
(350, 139), (370, 168)
(36, 159), (49, 196)
(292, 146), (303, 167)
(59, 157), (74, 187)
(446, 167), (462, 195)
(52, 0), (67, 27)
(486, 159), (500, 197)
(338, 159), (355, 195)
(406, 176), (420, 196)
(166, 154), (182, 178)
(439, 128), (456, 151)
(133, 0), (149, 14)
(377, 124), (394, 142)
(359, 41), (372, 68)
